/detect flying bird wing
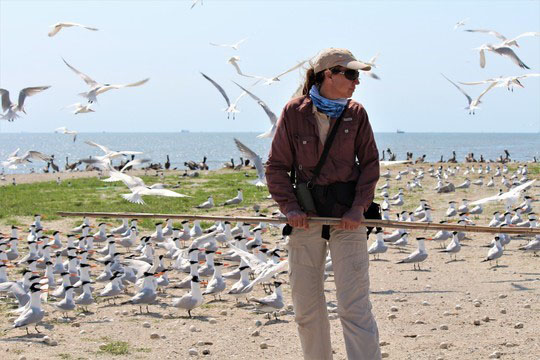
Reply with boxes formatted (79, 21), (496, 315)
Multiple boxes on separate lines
(17, 86), (51, 111)
(272, 60), (307, 80)
(233, 81), (277, 138)
(492, 46), (530, 69)
(62, 58), (99, 88)
(200, 72), (231, 107)
(465, 29), (507, 41)
(476, 82), (498, 102)
(95, 78), (150, 95)
(441, 73), (472, 105)
(470, 179), (536, 205)
(84, 140), (112, 154)
(120, 158), (151, 172)
(234, 138), (266, 185)
(0, 89), (13, 111)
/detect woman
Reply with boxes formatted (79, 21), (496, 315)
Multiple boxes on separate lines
(266, 48), (381, 360)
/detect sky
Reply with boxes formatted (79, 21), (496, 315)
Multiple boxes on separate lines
(0, 0), (539, 134)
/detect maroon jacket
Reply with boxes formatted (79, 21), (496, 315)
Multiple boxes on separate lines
(265, 95), (379, 215)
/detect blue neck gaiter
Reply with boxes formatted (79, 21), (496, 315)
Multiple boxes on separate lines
(309, 85), (348, 118)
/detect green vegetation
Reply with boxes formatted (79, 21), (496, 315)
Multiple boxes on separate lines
(0, 170), (269, 229)
(97, 341), (130, 356)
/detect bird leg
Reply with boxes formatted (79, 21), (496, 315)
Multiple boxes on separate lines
(146, 305), (150, 314)
(34, 324), (41, 333)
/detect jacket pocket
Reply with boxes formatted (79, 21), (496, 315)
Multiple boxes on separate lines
(294, 135), (319, 168)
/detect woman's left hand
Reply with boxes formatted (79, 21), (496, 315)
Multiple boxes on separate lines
(338, 206), (365, 230)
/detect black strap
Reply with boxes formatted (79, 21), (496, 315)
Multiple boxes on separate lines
(307, 101), (350, 188)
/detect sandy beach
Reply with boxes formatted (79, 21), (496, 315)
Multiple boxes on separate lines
(1, 163), (539, 360)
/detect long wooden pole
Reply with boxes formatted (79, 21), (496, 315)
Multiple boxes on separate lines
(56, 211), (540, 235)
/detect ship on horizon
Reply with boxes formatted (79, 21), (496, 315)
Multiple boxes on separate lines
(396, 129), (405, 134)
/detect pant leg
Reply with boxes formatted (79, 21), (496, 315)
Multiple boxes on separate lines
(329, 226), (381, 360)
(288, 225), (333, 360)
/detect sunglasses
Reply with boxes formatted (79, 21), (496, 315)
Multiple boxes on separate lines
(330, 68), (360, 81)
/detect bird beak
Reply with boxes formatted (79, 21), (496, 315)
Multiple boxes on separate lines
(199, 261), (205, 264)
(90, 264), (97, 268)
(215, 251), (222, 255)
(69, 273), (78, 277)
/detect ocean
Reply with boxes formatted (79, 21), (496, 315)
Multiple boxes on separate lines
(0, 132), (539, 174)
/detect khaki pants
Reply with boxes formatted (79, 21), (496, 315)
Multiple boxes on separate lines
(288, 225), (381, 360)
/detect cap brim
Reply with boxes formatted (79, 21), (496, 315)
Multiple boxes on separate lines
(343, 60), (371, 71)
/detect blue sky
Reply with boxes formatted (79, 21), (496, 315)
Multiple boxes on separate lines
(0, 0), (539, 133)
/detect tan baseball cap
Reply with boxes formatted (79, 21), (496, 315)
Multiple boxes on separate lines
(312, 48), (371, 73)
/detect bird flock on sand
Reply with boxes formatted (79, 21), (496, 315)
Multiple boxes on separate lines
(1, 153), (539, 337)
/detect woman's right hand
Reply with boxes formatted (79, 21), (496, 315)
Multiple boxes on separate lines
(286, 210), (309, 229)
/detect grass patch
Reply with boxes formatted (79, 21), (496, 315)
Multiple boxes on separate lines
(0, 170), (269, 221)
(97, 341), (130, 356)
(134, 347), (152, 353)
(57, 354), (72, 359)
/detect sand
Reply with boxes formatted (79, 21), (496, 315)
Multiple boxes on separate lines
(1, 163), (539, 360)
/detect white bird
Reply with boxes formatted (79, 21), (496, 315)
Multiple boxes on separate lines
(519, 236), (540, 254)
(1, 149), (52, 169)
(465, 29), (540, 47)
(454, 18), (469, 30)
(234, 138), (266, 186)
(121, 272), (159, 313)
(470, 179), (535, 206)
(441, 74), (497, 114)
(11, 283), (45, 334)
(0, 86), (51, 121)
(55, 127), (78, 142)
(228, 56), (307, 85)
(104, 169), (189, 205)
(202, 262), (226, 299)
(233, 81), (278, 138)
(222, 189), (243, 206)
(64, 102), (95, 115)
(397, 237), (428, 270)
(171, 275), (204, 317)
(446, 201), (457, 217)
(482, 237), (503, 266)
(439, 232), (461, 261)
(210, 38), (247, 50)
(62, 58), (149, 103)
(459, 74), (540, 92)
(200, 72), (246, 119)
(473, 43), (530, 69)
(368, 229), (388, 260)
(250, 281), (285, 318)
(196, 196), (214, 209)
(48, 22), (98, 37)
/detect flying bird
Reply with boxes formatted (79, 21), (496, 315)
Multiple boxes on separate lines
(233, 81), (277, 138)
(0, 86), (51, 122)
(55, 127), (78, 142)
(234, 138), (266, 186)
(473, 44), (530, 69)
(210, 38), (247, 50)
(459, 74), (540, 91)
(48, 22), (98, 37)
(1, 149), (52, 169)
(62, 58), (149, 103)
(465, 29), (539, 47)
(228, 56), (307, 85)
(441, 73), (497, 114)
(64, 103), (95, 115)
(103, 169), (190, 205)
(454, 18), (469, 30)
(200, 72), (246, 119)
